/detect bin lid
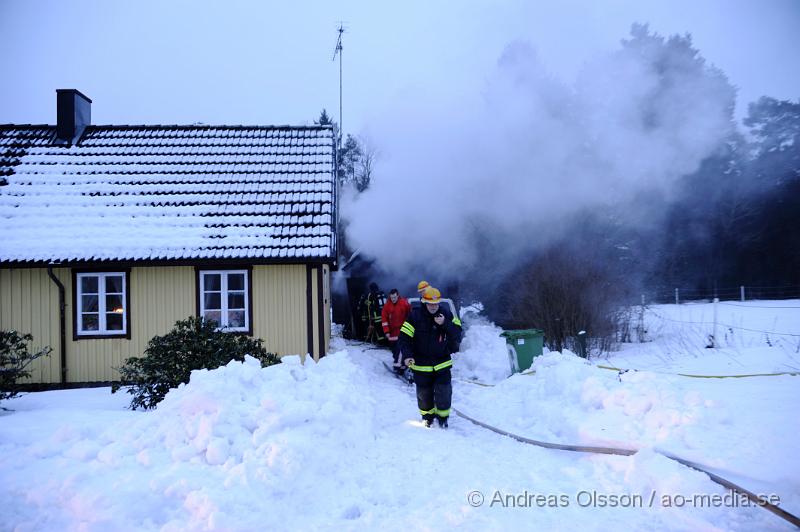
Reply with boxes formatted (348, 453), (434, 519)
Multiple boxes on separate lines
(500, 328), (544, 339)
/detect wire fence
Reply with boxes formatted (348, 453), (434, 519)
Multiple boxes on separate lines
(647, 308), (800, 338)
(642, 285), (800, 305)
(613, 289), (800, 353)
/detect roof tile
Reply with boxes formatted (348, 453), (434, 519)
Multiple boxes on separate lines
(0, 124), (336, 264)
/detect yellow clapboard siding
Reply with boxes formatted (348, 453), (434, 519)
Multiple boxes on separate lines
(323, 265), (331, 355)
(252, 264), (308, 359)
(0, 268), (64, 383)
(2, 264), (318, 384)
(311, 266), (320, 360)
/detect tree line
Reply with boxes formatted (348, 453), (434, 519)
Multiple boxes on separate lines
(488, 26), (799, 351)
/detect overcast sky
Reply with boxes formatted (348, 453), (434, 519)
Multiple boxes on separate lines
(2, 0), (798, 287)
(0, 0), (798, 134)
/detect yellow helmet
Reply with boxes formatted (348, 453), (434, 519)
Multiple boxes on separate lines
(421, 286), (441, 304)
(417, 280), (430, 293)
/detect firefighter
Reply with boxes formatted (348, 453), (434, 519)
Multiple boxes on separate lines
(400, 286), (462, 428)
(417, 280), (430, 297)
(362, 282), (386, 344)
(381, 288), (412, 374)
(411, 280), (430, 309)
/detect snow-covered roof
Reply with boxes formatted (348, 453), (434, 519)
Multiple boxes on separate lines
(0, 124), (336, 265)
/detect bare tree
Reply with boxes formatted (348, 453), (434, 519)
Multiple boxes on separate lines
(355, 136), (378, 192)
(489, 216), (639, 357)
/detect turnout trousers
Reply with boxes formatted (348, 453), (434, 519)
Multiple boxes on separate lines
(389, 339), (403, 368)
(412, 367), (452, 421)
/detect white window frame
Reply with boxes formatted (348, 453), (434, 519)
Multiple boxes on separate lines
(76, 272), (127, 336)
(199, 270), (250, 333)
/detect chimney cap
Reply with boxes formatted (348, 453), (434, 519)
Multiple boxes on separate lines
(56, 88), (93, 104)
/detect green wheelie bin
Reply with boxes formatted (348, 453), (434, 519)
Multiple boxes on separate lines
(500, 329), (544, 373)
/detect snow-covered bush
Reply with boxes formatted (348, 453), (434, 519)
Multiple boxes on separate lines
(0, 330), (51, 405)
(111, 316), (280, 410)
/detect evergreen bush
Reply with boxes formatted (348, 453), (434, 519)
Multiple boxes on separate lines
(112, 316), (280, 410)
(0, 330), (51, 406)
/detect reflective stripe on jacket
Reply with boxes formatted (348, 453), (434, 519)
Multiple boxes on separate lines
(381, 297), (411, 337)
(399, 305), (462, 369)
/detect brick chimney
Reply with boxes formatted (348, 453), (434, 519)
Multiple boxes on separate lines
(55, 89), (92, 145)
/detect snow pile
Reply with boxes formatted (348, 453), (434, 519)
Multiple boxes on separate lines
(2, 352), (379, 530)
(458, 350), (713, 450)
(452, 313), (512, 384)
(133, 353), (374, 468)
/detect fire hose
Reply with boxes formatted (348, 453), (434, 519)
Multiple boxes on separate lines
(453, 408), (800, 528)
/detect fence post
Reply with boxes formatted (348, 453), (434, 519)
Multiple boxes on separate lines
(638, 298), (646, 342)
(576, 330), (587, 358)
(741, 286), (745, 302)
(712, 297), (719, 348)
(675, 288), (679, 305)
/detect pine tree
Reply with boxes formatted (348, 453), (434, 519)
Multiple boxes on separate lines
(316, 108), (333, 127)
(314, 109), (375, 191)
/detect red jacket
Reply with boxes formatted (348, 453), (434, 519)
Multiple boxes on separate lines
(381, 297), (411, 338)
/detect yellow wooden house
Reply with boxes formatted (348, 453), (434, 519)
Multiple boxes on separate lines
(0, 90), (337, 385)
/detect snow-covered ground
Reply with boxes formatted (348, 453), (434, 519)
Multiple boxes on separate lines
(607, 300), (800, 373)
(1, 301), (799, 531)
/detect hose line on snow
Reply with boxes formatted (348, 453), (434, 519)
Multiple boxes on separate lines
(455, 365), (799, 388)
(453, 408), (800, 528)
(596, 365), (800, 379)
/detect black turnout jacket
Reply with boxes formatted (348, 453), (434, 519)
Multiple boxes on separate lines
(399, 305), (462, 369)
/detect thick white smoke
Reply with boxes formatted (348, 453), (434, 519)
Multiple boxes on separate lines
(343, 26), (735, 282)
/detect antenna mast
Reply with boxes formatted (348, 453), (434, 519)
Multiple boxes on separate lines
(332, 23), (345, 148)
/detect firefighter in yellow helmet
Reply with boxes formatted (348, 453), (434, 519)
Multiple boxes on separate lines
(399, 286), (463, 428)
(412, 280), (431, 310)
(416, 280), (430, 297)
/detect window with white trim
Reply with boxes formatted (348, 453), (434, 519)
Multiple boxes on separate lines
(199, 270), (249, 332)
(76, 272), (127, 336)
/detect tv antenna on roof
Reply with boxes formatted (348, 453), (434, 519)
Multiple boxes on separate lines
(332, 22), (346, 148)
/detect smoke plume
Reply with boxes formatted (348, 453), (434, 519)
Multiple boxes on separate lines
(343, 25), (736, 291)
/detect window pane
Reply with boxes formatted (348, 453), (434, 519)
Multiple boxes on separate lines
(105, 275), (123, 293)
(228, 310), (245, 328)
(106, 294), (124, 313)
(82, 295), (99, 312)
(228, 273), (245, 291)
(81, 276), (98, 293)
(203, 310), (221, 326)
(228, 292), (245, 309)
(106, 313), (123, 331)
(81, 314), (99, 331)
(204, 293), (221, 310)
(203, 274), (221, 291)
